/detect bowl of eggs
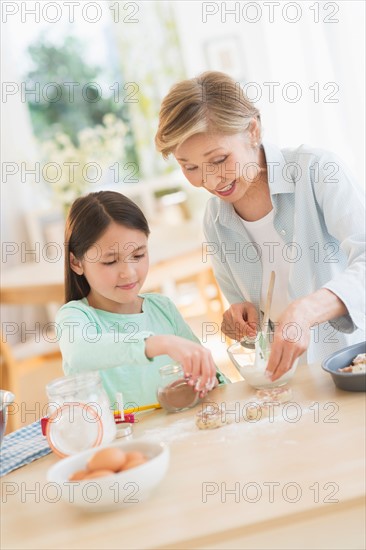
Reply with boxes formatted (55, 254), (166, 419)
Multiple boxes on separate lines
(47, 439), (170, 511)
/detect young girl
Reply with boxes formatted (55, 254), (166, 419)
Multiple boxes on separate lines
(56, 191), (227, 407)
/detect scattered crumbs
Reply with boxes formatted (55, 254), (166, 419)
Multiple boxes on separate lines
(140, 406), (314, 445)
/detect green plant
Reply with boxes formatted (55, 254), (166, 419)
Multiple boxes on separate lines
(24, 34), (138, 168)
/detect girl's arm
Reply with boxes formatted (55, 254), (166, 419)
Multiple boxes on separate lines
(56, 302), (218, 392)
(164, 297), (230, 385)
(56, 306), (154, 373)
(145, 334), (216, 391)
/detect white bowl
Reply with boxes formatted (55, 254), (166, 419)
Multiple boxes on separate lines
(47, 439), (170, 512)
(227, 341), (298, 389)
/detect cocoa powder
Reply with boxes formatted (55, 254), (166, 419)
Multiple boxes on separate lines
(157, 379), (199, 411)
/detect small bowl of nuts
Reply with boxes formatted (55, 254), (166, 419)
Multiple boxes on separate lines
(321, 342), (366, 392)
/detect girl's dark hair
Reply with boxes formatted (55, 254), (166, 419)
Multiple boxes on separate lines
(64, 191), (150, 302)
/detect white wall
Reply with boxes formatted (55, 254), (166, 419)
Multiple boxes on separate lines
(1, 23), (42, 267)
(172, 0), (365, 186)
(1, 0), (364, 250)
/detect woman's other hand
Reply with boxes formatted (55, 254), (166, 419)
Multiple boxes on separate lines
(221, 302), (259, 341)
(266, 289), (348, 381)
(265, 301), (310, 381)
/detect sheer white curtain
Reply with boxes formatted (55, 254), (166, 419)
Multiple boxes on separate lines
(258, 0), (364, 184)
(1, 23), (42, 263)
(1, 23), (49, 345)
(111, 0), (186, 177)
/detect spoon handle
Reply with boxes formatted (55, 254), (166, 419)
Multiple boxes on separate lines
(262, 271), (275, 334)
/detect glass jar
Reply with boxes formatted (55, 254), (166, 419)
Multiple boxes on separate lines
(46, 372), (116, 456)
(227, 332), (298, 389)
(157, 364), (202, 413)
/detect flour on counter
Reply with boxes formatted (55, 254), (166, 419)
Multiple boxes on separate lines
(140, 404), (314, 445)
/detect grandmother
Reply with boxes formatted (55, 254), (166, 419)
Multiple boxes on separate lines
(155, 71), (365, 381)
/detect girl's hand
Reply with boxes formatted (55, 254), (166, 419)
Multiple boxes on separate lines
(265, 300), (311, 381)
(221, 302), (259, 341)
(145, 335), (217, 395)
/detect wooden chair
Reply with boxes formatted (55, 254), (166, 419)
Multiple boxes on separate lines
(143, 249), (230, 343)
(143, 256), (239, 381)
(0, 286), (64, 433)
(145, 249), (219, 307)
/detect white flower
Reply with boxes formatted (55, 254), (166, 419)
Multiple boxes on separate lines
(55, 133), (73, 148)
(103, 113), (116, 126)
(39, 114), (127, 208)
(78, 128), (96, 143)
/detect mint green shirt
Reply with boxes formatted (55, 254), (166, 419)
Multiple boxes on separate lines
(55, 293), (227, 407)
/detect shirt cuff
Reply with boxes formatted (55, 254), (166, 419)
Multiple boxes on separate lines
(216, 370), (230, 385)
(321, 283), (363, 334)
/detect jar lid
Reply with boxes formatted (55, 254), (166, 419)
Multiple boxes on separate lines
(46, 401), (103, 458)
(159, 364), (183, 376)
(46, 372), (101, 400)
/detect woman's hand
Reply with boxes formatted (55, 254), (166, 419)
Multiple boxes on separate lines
(265, 300), (311, 381)
(145, 335), (217, 396)
(266, 289), (348, 381)
(221, 302), (259, 340)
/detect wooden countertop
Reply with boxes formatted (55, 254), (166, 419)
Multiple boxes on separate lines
(1, 363), (365, 550)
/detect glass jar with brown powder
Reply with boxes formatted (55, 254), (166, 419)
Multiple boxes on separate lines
(157, 364), (202, 413)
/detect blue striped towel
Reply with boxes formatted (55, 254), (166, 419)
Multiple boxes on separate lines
(0, 420), (51, 477)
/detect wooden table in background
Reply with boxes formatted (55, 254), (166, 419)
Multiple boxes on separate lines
(1, 247), (214, 303)
(0, 221), (209, 305)
(1, 364), (365, 550)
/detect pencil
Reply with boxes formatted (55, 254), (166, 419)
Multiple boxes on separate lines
(114, 403), (161, 415)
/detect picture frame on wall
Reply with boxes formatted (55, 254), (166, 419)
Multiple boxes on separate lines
(204, 35), (246, 81)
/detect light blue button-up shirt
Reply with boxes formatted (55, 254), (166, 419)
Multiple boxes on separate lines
(203, 142), (365, 363)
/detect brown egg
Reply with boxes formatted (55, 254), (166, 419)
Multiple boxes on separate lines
(68, 469), (88, 481)
(83, 469), (115, 479)
(121, 457), (147, 471)
(87, 447), (127, 472)
(124, 451), (145, 462)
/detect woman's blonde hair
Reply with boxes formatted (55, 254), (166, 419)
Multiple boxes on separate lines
(155, 71), (261, 159)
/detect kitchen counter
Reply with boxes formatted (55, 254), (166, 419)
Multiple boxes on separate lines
(1, 363), (365, 549)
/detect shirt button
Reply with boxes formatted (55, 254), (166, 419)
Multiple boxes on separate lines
(281, 229), (286, 235)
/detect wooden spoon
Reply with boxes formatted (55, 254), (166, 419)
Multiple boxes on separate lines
(255, 271), (276, 365)
(240, 272), (276, 349)
(261, 271), (276, 335)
